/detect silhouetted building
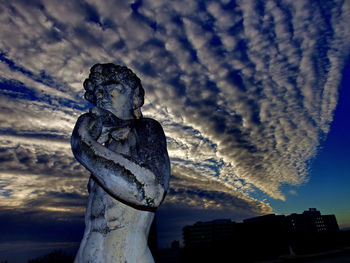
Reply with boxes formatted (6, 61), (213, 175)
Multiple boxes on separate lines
(155, 240), (181, 263)
(284, 209), (341, 254)
(323, 214), (340, 232)
(287, 208), (339, 234)
(243, 214), (290, 257)
(182, 209), (341, 262)
(183, 219), (240, 263)
(183, 219), (233, 248)
(171, 240), (180, 249)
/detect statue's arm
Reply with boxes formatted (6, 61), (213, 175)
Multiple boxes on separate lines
(71, 113), (170, 210)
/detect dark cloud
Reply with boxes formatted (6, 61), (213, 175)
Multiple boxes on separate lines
(0, 79), (39, 100)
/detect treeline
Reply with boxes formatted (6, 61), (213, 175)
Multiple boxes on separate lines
(27, 250), (74, 263)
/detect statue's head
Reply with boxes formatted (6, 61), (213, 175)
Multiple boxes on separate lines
(83, 63), (145, 119)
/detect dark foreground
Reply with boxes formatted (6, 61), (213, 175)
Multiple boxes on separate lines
(154, 247), (350, 263)
(258, 248), (350, 263)
(4, 246), (350, 263)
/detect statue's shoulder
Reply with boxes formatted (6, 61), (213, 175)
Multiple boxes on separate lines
(134, 118), (163, 132)
(133, 118), (166, 145)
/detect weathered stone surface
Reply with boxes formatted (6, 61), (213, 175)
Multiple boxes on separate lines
(71, 63), (170, 263)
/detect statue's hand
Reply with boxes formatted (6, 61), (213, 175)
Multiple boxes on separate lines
(111, 126), (131, 141)
(88, 107), (111, 144)
(89, 106), (126, 127)
(89, 106), (133, 144)
(89, 106), (111, 120)
(86, 113), (102, 141)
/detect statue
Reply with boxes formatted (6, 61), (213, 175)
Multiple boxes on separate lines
(71, 63), (171, 263)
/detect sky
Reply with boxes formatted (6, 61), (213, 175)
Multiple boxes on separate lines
(0, 0), (350, 262)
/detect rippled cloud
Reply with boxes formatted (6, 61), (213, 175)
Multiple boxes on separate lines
(1, 0), (350, 242)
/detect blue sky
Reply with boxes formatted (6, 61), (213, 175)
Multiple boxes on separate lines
(0, 0), (350, 262)
(268, 62), (350, 226)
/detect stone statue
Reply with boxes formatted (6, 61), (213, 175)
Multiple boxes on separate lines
(71, 63), (171, 263)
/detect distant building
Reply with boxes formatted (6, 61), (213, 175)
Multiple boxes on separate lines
(323, 214), (340, 232)
(154, 240), (181, 263)
(182, 208), (340, 261)
(183, 219), (233, 248)
(288, 208), (339, 234)
(242, 208), (339, 235)
(243, 213), (287, 226)
(183, 208), (346, 263)
(243, 214), (290, 256)
(171, 240), (180, 249)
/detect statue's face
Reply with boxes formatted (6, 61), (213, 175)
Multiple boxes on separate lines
(96, 83), (134, 117)
(109, 83), (133, 112)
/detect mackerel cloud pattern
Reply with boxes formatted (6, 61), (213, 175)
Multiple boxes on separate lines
(0, 0), (350, 217)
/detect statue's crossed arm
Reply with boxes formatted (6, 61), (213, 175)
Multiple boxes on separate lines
(71, 112), (170, 211)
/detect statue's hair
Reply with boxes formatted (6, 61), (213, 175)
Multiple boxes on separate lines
(83, 63), (145, 118)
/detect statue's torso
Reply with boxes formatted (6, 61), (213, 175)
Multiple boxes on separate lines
(75, 125), (154, 263)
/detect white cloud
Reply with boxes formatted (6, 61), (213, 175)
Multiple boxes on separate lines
(0, 142), (87, 213)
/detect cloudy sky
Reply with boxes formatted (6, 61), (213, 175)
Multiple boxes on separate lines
(1, 0), (350, 262)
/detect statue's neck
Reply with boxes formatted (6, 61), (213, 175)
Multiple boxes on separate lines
(110, 108), (135, 120)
